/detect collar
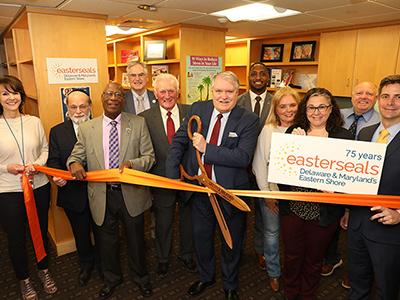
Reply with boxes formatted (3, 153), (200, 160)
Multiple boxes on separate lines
(103, 113), (121, 125)
(160, 104), (178, 116)
(249, 90), (267, 101)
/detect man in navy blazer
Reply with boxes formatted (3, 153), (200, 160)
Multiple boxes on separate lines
(166, 71), (259, 300)
(123, 61), (157, 115)
(342, 75), (400, 300)
(47, 90), (96, 286)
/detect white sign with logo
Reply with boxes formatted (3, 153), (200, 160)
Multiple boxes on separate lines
(46, 58), (98, 84)
(268, 133), (387, 194)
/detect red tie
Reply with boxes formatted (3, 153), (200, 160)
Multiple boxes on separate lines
(166, 111), (175, 144)
(204, 113), (223, 178)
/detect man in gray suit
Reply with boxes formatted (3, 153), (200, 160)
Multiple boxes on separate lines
(237, 62), (272, 270)
(67, 82), (155, 299)
(139, 74), (195, 277)
(123, 61), (158, 115)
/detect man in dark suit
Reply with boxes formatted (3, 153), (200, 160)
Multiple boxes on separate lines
(123, 61), (157, 115)
(67, 82), (155, 299)
(47, 90), (96, 286)
(166, 71), (259, 300)
(341, 75), (400, 300)
(237, 62), (272, 272)
(139, 73), (195, 277)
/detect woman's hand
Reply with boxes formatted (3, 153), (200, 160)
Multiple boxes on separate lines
(7, 164), (25, 175)
(264, 198), (279, 214)
(24, 164), (38, 176)
(292, 127), (306, 135)
(53, 176), (67, 187)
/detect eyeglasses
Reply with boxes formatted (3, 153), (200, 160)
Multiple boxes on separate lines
(128, 73), (146, 78)
(69, 104), (90, 110)
(103, 91), (123, 98)
(306, 104), (331, 113)
(380, 94), (400, 102)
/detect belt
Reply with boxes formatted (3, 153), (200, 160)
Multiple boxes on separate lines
(106, 183), (121, 191)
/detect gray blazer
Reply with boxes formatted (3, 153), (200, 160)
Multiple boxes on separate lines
(237, 91), (273, 128)
(67, 112), (155, 225)
(123, 89), (158, 115)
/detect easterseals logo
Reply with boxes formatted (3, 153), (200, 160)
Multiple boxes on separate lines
(271, 142), (299, 176)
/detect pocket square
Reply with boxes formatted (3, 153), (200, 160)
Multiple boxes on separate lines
(228, 132), (238, 138)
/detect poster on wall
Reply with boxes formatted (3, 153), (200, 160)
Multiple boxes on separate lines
(47, 58), (98, 84)
(60, 86), (91, 121)
(268, 133), (387, 195)
(186, 56), (222, 104)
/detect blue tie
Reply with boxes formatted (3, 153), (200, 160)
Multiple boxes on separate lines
(109, 120), (119, 168)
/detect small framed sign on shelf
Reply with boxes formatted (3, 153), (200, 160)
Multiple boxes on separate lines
(144, 40), (167, 61)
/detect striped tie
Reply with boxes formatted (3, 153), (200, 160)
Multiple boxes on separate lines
(109, 120), (119, 168)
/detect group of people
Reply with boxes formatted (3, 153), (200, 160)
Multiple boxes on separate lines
(0, 59), (399, 300)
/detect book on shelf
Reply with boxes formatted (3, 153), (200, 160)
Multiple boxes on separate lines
(120, 49), (139, 63)
(282, 69), (296, 86)
(270, 68), (282, 88)
(121, 72), (130, 89)
(151, 65), (169, 82)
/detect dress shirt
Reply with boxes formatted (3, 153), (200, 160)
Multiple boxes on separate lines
(102, 114), (121, 169)
(160, 104), (180, 136)
(249, 90), (268, 114)
(72, 121), (79, 136)
(371, 122), (400, 144)
(131, 90), (151, 113)
(341, 107), (380, 138)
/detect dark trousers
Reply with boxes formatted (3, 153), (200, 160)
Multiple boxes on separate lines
(191, 193), (246, 290)
(152, 188), (193, 263)
(96, 189), (149, 288)
(323, 226), (341, 264)
(64, 205), (96, 270)
(348, 227), (400, 300)
(0, 183), (50, 280)
(281, 213), (338, 300)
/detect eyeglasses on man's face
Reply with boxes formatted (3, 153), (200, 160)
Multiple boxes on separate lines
(128, 73), (146, 79)
(306, 104), (332, 113)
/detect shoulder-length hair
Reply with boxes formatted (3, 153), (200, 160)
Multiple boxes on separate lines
(293, 87), (343, 133)
(0, 75), (26, 115)
(266, 87), (300, 127)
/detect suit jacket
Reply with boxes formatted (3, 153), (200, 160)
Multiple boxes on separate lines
(166, 100), (260, 211)
(349, 123), (400, 245)
(123, 89), (158, 115)
(67, 112), (155, 226)
(237, 91), (272, 128)
(47, 120), (88, 213)
(139, 104), (190, 177)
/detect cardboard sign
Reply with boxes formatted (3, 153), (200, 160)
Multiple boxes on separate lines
(268, 133), (387, 195)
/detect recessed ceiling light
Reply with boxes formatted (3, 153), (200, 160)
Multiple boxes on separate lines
(211, 3), (300, 22)
(105, 25), (145, 36)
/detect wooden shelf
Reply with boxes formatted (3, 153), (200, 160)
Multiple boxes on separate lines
(144, 59), (180, 65)
(268, 87), (308, 93)
(264, 61), (318, 67)
(18, 58), (33, 64)
(225, 63), (247, 67)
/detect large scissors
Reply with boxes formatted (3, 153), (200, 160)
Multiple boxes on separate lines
(179, 115), (250, 249)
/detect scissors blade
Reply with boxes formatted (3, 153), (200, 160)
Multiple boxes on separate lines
(208, 193), (233, 249)
(201, 177), (250, 212)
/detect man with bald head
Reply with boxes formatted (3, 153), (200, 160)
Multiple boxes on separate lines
(48, 90), (96, 286)
(67, 82), (155, 298)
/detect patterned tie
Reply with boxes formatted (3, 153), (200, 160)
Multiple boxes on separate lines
(204, 114), (223, 178)
(166, 111), (175, 144)
(109, 120), (119, 168)
(136, 95), (145, 114)
(376, 128), (389, 144)
(254, 96), (262, 117)
(349, 114), (361, 138)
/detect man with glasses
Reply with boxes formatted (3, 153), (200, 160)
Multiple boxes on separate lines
(48, 90), (97, 287)
(342, 75), (400, 300)
(124, 61), (157, 115)
(67, 82), (155, 299)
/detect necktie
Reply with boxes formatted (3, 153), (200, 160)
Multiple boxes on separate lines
(109, 120), (119, 168)
(166, 111), (175, 144)
(376, 128), (389, 144)
(349, 114), (361, 138)
(254, 96), (262, 117)
(136, 95), (145, 114)
(204, 114), (223, 178)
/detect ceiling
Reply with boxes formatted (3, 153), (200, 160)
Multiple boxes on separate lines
(0, 0), (399, 39)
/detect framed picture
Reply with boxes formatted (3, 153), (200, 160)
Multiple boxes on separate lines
(261, 44), (284, 62)
(144, 40), (167, 61)
(290, 41), (316, 62)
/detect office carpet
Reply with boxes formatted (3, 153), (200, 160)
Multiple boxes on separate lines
(0, 209), (351, 300)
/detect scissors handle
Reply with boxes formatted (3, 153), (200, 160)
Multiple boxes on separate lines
(187, 115), (207, 175)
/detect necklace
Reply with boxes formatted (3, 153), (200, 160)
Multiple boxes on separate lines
(2, 114), (25, 165)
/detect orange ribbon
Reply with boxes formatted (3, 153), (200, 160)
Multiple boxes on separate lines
(22, 173), (47, 262)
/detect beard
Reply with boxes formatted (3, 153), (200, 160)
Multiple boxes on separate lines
(70, 114), (90, 125)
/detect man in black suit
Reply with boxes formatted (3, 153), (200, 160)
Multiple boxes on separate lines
(47, 90), (96, 286)
(139, 73), (195, 276)
(237, 62), (273, 271)
(341, 75), (400, 300)
(123, 61), (157, 115)
(166, 71), (259, 300)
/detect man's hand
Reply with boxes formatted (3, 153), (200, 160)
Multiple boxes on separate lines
(264, 198), (279, 214)
(370, 206), (400, 225)
(192, 132), (207, 153)
(119, 161), (132, 173)
(53, 176), (67, 187)
(7, 164), (25, 175)
(68, 162), (86, 180)
(340, 210), (349, 229)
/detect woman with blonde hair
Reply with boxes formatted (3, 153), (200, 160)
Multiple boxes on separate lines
(252, 87), (300, 292)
